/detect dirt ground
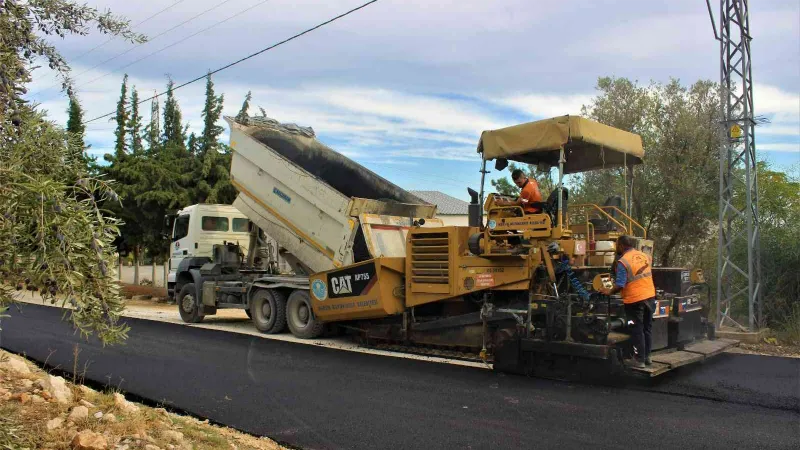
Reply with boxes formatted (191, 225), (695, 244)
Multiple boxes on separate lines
(0, 349), (286, 450)
(727, 341), (800, 358)
(120, 284), (168, 300)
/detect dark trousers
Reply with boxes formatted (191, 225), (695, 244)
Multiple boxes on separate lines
(625, 298), (654, 360)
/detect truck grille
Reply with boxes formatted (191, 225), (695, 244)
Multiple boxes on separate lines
(410, 232), (450, 285)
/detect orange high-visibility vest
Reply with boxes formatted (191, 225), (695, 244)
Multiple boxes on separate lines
(520, 179), (542, 214)
(618, 249), (656, 304)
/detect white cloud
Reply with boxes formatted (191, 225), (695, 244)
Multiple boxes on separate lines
(754, 84), (800, 123)
(758, 143), (799, 153)
(758, 125), (799, 136)
(389, 146), (480, 162)
(21, 0), (799, 176)
(582, 13), (709, 61)
(497, 93), (593, 119)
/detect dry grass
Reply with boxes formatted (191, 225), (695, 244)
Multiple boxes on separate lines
(0, 351), (285, 450)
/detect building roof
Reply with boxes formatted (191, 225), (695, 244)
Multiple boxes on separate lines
(409, 190), (469, 215)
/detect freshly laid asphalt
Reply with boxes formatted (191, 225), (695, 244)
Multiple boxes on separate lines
(1, 303), (798, 450)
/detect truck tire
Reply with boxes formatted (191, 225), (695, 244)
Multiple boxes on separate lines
(178, 283), (204, 323)
(286, 290), (324, 339)
(250, 289), (286, 334)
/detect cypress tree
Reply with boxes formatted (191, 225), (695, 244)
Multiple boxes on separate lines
(200, 73), (225, 156)
(128, 87), (144, 155)
(65, 88), (89, 168)
(234, 90), (252, 124)
(113, 74), (129, 158)
(146, 93), (160, 153)
(193, 74), (236, 204)
(162, 79), (186, 151)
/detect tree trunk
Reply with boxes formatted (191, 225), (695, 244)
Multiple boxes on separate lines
(133, 246), (140, 285)
(163, 258), (168, 288)
(659, 218), (685, 267)
(151, 260), (156, 287)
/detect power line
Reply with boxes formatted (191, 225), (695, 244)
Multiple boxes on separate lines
(72, 0), (187, 63)
(31, 0), (238, 102)
(30, 0), (189, 97)
(85, 0), (381, 124)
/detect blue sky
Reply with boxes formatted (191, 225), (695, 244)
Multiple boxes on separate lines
(26, 0), (799, 201)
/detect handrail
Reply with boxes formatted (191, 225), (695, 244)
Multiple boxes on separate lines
(570, 203), (646, 239)
(599, 206), (646, 238)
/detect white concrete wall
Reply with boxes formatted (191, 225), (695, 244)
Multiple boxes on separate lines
(119, 265), (167, 287)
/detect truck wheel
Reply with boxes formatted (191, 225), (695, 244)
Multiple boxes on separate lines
(178, 283), (204, 324)
(250, 289), (286, 334)
(286, 290), (324, 339)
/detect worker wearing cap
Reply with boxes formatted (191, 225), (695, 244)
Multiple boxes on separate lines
(496, 169), (542, 214)
(600, 235), (656, 368)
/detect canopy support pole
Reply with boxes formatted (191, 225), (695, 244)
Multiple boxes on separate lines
(478, 158), (488, 227)
(557, 146), (565, 232)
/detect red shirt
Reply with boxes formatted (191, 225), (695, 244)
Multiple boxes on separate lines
(520, 179), (542, 214)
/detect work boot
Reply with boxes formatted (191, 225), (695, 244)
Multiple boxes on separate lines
(645, 356), (653, 366)
(624, 358), (646, 369)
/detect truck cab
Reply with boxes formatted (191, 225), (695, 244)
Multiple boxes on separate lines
(167, 204), (252, 298)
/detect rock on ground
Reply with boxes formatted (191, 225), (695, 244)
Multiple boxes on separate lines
(11, 392), (30, 404)
(71, 430), (108, 450)
(46, 417), (64, 431)
(43, 374), (73, 404)
(113, 392), (140, 414)
(68, 405), (90, 422)
(80, 399), (96, 408)
(79, 385), (98, 396)
(2, 356), (31, 374)
(102, 413), (117, 423)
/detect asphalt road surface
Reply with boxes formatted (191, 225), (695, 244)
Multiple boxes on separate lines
(2, 303), (798, 450)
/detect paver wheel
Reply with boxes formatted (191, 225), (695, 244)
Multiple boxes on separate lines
(178, 283), (204, 323)
(286, 290), (324, 339)
(250, 289), (286, 334)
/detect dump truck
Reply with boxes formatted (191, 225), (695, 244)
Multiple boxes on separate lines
(171, 114), (737, 377)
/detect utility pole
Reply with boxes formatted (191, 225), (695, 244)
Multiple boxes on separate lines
(706, 0), (762, 331)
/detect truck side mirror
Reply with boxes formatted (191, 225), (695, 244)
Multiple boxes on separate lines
(164, 214), (176, 230)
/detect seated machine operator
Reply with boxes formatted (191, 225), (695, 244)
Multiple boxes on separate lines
(495, 169), (543, 214)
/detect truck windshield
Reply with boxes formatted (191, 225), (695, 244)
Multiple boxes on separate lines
(173, 215), (190, 241)
(232, 218), (250, 232)
(201, 216), (229, 232)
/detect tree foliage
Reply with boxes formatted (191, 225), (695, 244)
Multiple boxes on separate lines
(128, 87), (144, 155)
(493, 77), (723, 266)
(112, 74), (129, 158)
(1, 108), (128, 343)
(101, 74), (239, 269)
(0, 0), (143, 344)
(580, 77), (723, 266)
(194, 74), (236, 204)
(65, 89), (95, 172)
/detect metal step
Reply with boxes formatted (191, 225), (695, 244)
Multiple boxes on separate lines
(651, 350), (704, 368)
(683, 338), (739, 357)
(630, 362), (670, 376)
(629, 338), (739, 377)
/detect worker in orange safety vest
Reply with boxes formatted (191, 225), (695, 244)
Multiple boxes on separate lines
(600, 235), (657, 368)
